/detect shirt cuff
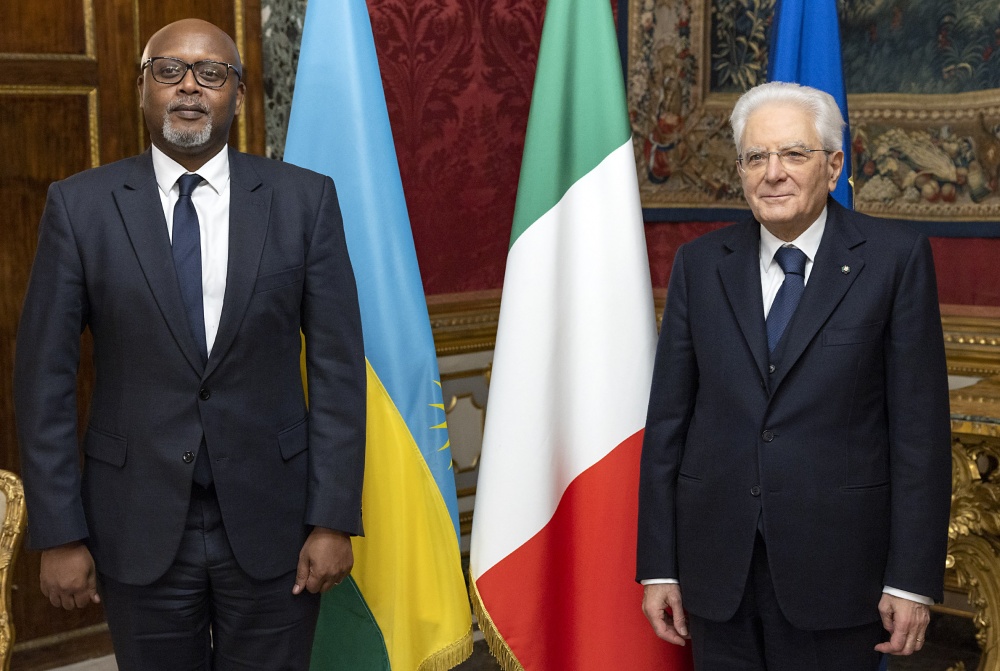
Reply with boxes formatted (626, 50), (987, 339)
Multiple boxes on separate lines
(640, 578), (679, 585)
(883, 586), (934, 605)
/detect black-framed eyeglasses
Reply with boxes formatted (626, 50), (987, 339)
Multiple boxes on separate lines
(142, 57), (241, 89)
(736, 148), (832, 172)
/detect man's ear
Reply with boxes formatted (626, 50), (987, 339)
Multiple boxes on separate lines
(233, 80), (246, 117)
(827, 150), (845, 190)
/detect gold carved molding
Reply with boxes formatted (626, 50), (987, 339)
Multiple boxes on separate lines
(0, 471), (26, 670)
(944, 307), (1000, 378)
(428, 290), (501, 356)
(949, 432), (1000, 671)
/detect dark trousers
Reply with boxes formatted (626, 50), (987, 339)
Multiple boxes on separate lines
(688, 533), (885, 671)
(99, 485), (321, 671)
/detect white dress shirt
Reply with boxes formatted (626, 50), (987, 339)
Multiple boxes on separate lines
(152, 144), (230, 356)
(644, 207), (932, 606)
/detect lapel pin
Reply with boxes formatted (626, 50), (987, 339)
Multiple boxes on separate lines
(841, 265), (850, 274)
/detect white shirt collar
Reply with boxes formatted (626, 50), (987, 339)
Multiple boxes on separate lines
(151, 144), (230, 196)
(759, 206), (827, 275)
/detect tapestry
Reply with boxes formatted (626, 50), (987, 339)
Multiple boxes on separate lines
(623, 0), (1000, 228)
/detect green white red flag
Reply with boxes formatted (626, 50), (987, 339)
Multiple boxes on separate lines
(468, 1), (694, 668)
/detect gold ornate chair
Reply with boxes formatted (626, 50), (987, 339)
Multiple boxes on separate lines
(0, 470), (26, 671)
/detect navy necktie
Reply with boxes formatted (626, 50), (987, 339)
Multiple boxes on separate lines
(766, 246), (807, 353)
(172, 173), (208, 364)
(173, 174), (213, 486)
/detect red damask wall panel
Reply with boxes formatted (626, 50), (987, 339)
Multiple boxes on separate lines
(370, 0), (545, 294)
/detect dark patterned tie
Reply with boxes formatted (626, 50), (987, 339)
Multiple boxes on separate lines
(172, 173), (208, 364)
(766, 246), (807, 353)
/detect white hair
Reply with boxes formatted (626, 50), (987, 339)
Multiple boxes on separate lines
(730, 81), (845, 155)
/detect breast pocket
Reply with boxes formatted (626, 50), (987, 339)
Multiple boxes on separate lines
(254, 265), (305, 294)
(822, 321), (884, 347)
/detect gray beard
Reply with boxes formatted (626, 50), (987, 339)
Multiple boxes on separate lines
(162, 111), (213, 149)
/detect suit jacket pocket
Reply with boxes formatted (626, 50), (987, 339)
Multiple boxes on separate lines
(84, 426), (127, 468)
(822, 321), (884, 347)
(254, 265), (305, 294)
(277, 417), (308, 461)
(840, 481), (890, 492)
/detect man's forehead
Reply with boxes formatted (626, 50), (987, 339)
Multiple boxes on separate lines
(144, 23), (239, 62)
(742, 105), (817, 144)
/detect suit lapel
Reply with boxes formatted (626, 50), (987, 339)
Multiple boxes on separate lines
(769, 200), (866, 392)
(204, 149), (272, 379)
(113, 152), (205, 374)
(718, 221), (770, 385)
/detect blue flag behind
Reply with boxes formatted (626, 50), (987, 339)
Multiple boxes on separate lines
(768, 0), (853, 208)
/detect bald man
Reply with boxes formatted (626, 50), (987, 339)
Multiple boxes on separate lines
(14, 19), (366, 669)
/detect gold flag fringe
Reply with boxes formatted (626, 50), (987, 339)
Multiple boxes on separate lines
(469, 576), (526, 671)
(415, 626), (474, 671)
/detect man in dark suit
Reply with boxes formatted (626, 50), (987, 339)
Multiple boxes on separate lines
(636, 81), (952, 670)
(13, 18), (366, 670)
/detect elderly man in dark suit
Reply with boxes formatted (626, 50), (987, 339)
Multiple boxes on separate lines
(14, 18), (365, 670)
(637, 81), (952, 670)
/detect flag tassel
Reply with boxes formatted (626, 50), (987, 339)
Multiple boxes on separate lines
(416, 626), (474, 671)
(469, 577), (525, 671)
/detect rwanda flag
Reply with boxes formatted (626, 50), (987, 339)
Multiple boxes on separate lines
(284, 2), (473, 669)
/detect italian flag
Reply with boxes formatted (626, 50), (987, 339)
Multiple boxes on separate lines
(468, 1), (693, 669)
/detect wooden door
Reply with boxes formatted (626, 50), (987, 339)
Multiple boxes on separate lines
(0, 1), (263, 666)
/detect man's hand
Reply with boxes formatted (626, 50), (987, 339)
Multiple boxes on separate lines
(40, 542), (100, 610)
(875, 593), (930, 656)
(292, 527), (353, 595)
(642, 583), (689, 645)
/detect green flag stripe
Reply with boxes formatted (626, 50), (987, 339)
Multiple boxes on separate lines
(509, 0), (632, 248)
(309, 577), (390, 670)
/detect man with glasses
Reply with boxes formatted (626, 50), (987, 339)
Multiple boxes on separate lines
(636, 81), (951, 670)
(14, 18), (366, 670)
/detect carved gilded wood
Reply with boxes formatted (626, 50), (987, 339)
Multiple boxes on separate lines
(0, 471), (26, 670)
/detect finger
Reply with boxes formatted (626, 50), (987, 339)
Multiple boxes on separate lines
(667, 595), (688, 638)
(875, 627), (907, 654)
(74, 589), (92, 609)
(47, 590), (61, 608)
(292, 556), (310, 595)
(319, 575), (340, 593)
(59, 592), (78, 611)
(642, 606), (667, 636)
(82, 572), (99, 607)
(306, 568), (325, 594)
(878, 605), (895, 634)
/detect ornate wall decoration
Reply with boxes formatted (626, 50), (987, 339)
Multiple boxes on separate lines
(623, 0), (1000, 229)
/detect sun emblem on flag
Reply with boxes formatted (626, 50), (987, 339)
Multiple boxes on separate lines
(430, 380), (452, 467)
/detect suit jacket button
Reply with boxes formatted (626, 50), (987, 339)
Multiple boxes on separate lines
(182, 451), (195, 463)
(750, 485), (761, 496)
(768, 364), (776, 373)
(761, 430), (774, 442)
(199, 388), (211, 401)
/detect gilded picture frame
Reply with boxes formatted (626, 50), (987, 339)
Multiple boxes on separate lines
(620, 0), (1000, 235)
